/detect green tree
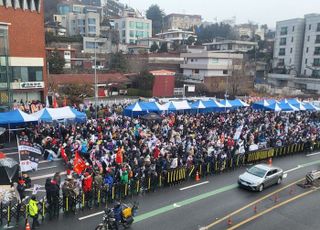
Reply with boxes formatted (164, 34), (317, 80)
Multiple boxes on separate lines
(196, 23), (235, 43)
(59, 84), (93, 105)
(150, 42), (159, 53)
(187, 36), (196, 45)
(47, 49), (65, 74)
(158, 42), (168, 53)
(146, 4), (165, 35)
(132, 70), (154, 90)
(109, 52), (128, 72)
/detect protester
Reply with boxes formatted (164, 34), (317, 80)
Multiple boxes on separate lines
(28, 195), (40, 229)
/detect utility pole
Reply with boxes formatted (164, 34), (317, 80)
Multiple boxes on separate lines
(94, 38), (98, 119)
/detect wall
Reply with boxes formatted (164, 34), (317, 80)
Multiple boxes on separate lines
(152, 75), (175, 97)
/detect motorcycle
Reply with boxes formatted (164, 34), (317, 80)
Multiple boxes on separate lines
(95, 202), (139, 230)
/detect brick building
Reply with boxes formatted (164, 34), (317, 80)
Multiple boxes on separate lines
(0, 0), (47, 106)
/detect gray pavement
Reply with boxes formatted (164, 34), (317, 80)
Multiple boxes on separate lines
(4, 149), (320, 230)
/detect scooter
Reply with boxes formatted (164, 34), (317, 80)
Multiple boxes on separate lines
(95, 202), (138, 230)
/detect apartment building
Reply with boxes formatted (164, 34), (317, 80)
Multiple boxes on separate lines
(114, 10), (152, 44)
(203, 39), (258, 53)
(273, 18), (305, 74)
(164, 13), (202, 31)
(301, 14), (320, 77)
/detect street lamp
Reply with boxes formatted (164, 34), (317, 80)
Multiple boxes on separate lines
(94, 38), (98, 120)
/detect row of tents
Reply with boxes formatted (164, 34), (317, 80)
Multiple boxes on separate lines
(124, 98), (320, 117)
(0, 107), (87, 125)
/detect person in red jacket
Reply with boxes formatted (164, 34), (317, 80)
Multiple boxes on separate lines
(82, 172), (93, 209)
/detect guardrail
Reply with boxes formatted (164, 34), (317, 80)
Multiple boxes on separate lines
(0, 141), (318, 227)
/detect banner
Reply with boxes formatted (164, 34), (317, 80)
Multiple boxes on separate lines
(233, 125), (243, 140)
(17, 135), (42, 172)
(73, 151), (86, 175)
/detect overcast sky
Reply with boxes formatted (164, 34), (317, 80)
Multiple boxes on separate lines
(121, 0), (320, 28)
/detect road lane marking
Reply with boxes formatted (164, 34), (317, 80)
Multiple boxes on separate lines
(39, 159), (63, 164)
(201, 178), (305, 230)
(179, 181), (209, 191)
(37, 166), (58, 171)
(284, 165), (302, 174)
(306, 151), (320, 157)
(31, 171), (67, 180)
(79, 211), (105, 220)
(78, 157), (320, 222)
(227, 187), (319, 230)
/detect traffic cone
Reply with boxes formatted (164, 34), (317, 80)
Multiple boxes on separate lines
(253, 204), (257, 213)
(268, 158), (272, 166)
(25, 221), (31, 230)
(195, 171), (200, 181)
(227, 216), (233, 226)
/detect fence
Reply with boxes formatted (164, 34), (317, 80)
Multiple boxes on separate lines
(0, 141), (317, 227)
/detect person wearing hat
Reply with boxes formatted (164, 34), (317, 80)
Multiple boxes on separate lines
(82, 172), (93, 209)
(28, 195), (40, 229)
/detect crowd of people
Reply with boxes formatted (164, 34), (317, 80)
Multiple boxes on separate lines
(9, 103), (317, 225)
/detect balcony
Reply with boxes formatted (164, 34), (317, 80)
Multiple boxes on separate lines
(316, 39), (320, 44)
(280, 31), (287, 36)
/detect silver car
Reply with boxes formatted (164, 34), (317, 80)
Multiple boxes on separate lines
(238, 164), (284, 192)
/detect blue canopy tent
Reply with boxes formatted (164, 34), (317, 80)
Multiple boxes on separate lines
(252, 100), (270, 110)
(278, 102), (299, 111)
(163, 101), (191, 113)
(283, 98), (301, 106)
(264, 103), (282, 112)
(190, 100), (206, 114)
(31, 107), (87, 122)
(202, 99), (225, 112)
(303, 102), (320, 111)
(230, 99), (249, 108)
(0, 110), (37, 125)
(123, 102), (163, 117)
(219, 99), (234, 109)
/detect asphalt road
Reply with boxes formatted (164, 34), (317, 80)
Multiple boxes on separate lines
(4, 148), (320, 230)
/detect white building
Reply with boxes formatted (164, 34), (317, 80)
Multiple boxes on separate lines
(155, 29), (197, 49)
(301, 14), (320, 77)
(273, 18), (305, 74)
(83, 36), (116, 53)
(203, 39), (258, 53)
(180, 51), (243, 82)
(114, 10), (152, 44)
(54, 11), (100, 37)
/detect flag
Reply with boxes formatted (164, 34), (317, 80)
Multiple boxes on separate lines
(63, 96), (67, 107)
(45, 96), (50, 108)
(73, 151), (86, 175)
(53, 96), (58, 108)
(17, 135), (42, 172)
(233, 125), (244, 140)
(115, 147), (123, 164)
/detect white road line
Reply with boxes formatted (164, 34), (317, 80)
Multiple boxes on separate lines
(78, 211), (104, 220)
(39, 158), (63, 164)
(37, 166), (58, 171)
(284, 165), (302, 174)
(306, 152), (320, 157)
(5, 152), (18, 156)
(179, 181), (209, 191)
(31, 171), (67, 180)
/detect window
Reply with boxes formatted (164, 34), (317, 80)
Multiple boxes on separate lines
(0, 27), (8, 56)
(308, 36), (310, 42)
(289, 58), (292, 64)
(280, 38), (286, 46)
(136, 22), (143, 29)
(291, 37), (294, 42)
(144, 23), (150, 30)
(290, 48), (293, 53)
(305, 58), (308, 64)
(279, 48), (285, 56)
(304, 69), (307, 75)
(191, 59), (194, 62)
(223, 70), (228, 74)
(312, 70), (320, 77)
(129, 39), (135, 44)
(85, 41), (96, 49)
(88, 18), (96, 25)
(11, 67), (43, 82)
(315, 47), (320, 55)
(122, 30), (126, 37)
(316, 35), (320, 44)
(309, 24), (312, 30)
(278, 59), (285, 66)
(136, 31), (144, 38)
(306, 47), (309, 53)
(129, 30), (135, 37)
(280, 27), (288, 35)
(122, 21), (126, 29)
(77, 19), (85, 26)
(292, 26), (295, 32)
(129, 21), (135, 29)
(317, 23), (320, 32)
(314, 58), (320, 67)
(88, 26), (96, 33)
(210, 58), (218, 63)
(195, 69), (199, 74)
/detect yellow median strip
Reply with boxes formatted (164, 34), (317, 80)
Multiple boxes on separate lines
(203, 178), (305, 229)
(228, 187), (319, 230)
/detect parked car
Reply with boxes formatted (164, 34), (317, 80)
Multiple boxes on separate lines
(238, 164), (284, 192)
